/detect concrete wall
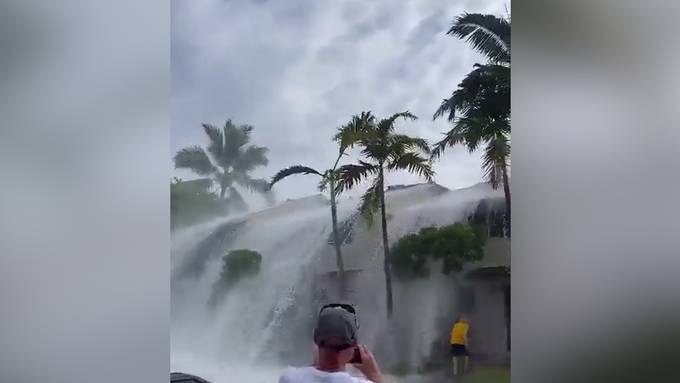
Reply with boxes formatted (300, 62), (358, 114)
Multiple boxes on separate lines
(307, 185), (511, 367)
(460, 237), (511, 363)
(461, 276), (510, 363)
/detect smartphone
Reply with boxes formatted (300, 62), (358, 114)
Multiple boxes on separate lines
(350, 346), (362, 364)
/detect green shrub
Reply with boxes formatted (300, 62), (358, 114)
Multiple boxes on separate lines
(208, 249), (262, 307)
(390, 223), (486, 278)
(222, 249), (262, 282)
(391, 233), (431, 278)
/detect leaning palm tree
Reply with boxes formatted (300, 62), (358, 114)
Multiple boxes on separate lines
(336, 111), (434, 317)
(432, 12), (511, 236)
(269, 143), (350, 296)
(174, 120), (273, 212)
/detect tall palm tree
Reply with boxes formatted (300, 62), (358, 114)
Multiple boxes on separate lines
(336, 111), (434, 317)
(174, 119), (273, 212)
(268, 144), (350, 296)
(432, 12), (511, 236)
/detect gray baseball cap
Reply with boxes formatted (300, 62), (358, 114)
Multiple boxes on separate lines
(313, 305), (358, 348)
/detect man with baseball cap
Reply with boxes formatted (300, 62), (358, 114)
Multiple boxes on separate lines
(278, 303), (383, 383)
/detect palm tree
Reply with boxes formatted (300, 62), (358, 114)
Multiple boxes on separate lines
(174, 119), (273, 212)
(268, 145), (350, 296)
(432, 12), (511, 237)
(336, 111), (434, 317)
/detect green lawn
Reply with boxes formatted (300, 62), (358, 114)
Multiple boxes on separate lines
(461, 366), (510, 383)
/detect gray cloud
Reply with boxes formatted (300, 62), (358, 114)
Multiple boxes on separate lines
(172, 0), (506, 204)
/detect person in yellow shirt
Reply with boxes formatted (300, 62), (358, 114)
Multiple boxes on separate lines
(449, 315), (470, 375)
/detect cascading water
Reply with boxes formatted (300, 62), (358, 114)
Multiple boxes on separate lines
(171, 194), (358, 382)
(170, 183), (503, 382)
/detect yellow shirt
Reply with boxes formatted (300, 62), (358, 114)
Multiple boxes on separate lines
(450, 321), (469, 345)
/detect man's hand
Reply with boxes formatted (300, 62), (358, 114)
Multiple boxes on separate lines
(353, 344), (383, 383)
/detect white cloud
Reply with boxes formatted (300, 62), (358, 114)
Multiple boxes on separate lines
(172, 0), (506, 203)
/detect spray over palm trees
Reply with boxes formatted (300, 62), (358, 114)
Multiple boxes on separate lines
(336, 111), (434, 317)
(268, 142), (350, 296)
(432, 13), (511, 236)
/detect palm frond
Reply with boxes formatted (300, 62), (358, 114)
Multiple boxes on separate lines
(336, 161), (379, 193)
(359, 139), (389, 163)
(233, 145), (269, 172)
(389, 134), (431, 156)
(318, 177), (329, 193)
(448, 13), (510, 64)
(358, 177), (382, 227)
(429, 120), (473, 160)
(481, 133), (509, 188)
(236, 175), (270, 194)
(174, 146), (217, 176)
(184, 119), (270, 205)
(433, 64), (510, 122)
(335, 111), (376, 152)
(213, 120), (255, 169)
(482, 154), (502, 189)
(202, 120), (262, 171)
(430, 139), (446, 161)
(377, 111), (417, 134)
(224, 120), (252, 152)
(433, 97), (456, 122)
(388, 152), (435, 182)
(432, 113), (510, 161)
(269, 165), (323, 188)
(456, 117), (488, 153)
(202, 124), (225, 164)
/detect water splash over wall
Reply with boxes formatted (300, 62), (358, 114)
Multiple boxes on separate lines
(171, 182), (504, 381)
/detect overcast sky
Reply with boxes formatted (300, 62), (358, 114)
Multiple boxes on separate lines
(172, 0), (507, 205)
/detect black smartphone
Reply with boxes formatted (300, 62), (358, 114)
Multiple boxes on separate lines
(350, 346), (362, 364)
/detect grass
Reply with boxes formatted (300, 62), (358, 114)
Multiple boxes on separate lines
(461, 366), (510, 383)
(382, 362), (510, 382)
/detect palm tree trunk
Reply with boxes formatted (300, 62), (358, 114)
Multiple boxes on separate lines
(329, 177), (347, 297)
(501, 164), (511, 237)
(378, 167), (394, 318)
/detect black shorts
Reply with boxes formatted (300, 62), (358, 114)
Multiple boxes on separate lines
(450, 344), (468, 356)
